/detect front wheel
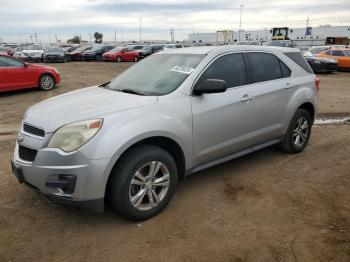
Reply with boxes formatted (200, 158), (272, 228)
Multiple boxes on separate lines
(133, 56), (139, 62)
(116, 56), (122, 63)
(108, 145), (178, 221)
(281, 109), (312, 154)
(96, 54), (102, 61)
(38, 74), (55, 91)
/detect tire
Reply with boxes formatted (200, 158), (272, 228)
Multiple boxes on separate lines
(108, 145), (178, 221)
(96, 54), (102, 61)
(38, 74), (55, 91)
(116, 56), (122, 63)
(133, 56), (139, 62)
(281, 109), (312, 154)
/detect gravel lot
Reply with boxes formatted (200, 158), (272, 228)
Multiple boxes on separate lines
(0, 62), (349, 261)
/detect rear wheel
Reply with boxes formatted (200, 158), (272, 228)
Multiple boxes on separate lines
(108, 145), (178, 221)
(38, 74), (55, 91)
(96, 54), (102, 61)
(116, 56), (122, 63)
(281, 109), (312, 153)
(133, 56), (139, 62)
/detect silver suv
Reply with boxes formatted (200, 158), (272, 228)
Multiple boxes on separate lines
(12, 46), (319, 221)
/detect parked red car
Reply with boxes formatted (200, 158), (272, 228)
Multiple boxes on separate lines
(102, 47), (140, 62)
(0, 54), (60, 92)
(69, 46), (92, 61)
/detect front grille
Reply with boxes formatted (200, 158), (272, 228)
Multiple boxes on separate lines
(18, 145), (38, 162)
(23, 123), (45, 137)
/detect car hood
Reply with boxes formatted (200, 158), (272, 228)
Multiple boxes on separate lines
(24, 86), (158, 133)
(23, 50), (44, 54)
(103, 51), (116, 56)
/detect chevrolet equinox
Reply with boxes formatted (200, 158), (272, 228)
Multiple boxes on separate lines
(12, 46), (319, 221)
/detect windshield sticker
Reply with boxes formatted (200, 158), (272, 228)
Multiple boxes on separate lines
(171, 66), (195, 75)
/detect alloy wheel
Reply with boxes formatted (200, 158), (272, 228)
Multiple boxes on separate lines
(293, 117), (309, 147)
(40, 75), (54, 90)
(128, 161), (170, 211)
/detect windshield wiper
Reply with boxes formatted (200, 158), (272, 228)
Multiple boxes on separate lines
(117, 89), (145, 96)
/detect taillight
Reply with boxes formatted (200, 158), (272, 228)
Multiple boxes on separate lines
(315, 77), (320, 91)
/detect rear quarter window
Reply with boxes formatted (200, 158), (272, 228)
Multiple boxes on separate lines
(246, 53), (283, 83)
(284, 52), (313, 74)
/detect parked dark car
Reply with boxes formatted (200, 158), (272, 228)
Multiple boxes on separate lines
(265, 40), (295, 48)
(82, 45), (115, 61)
(43, 47), (70, 63)
(303, 51), (337, 73)
(127, 45), (144, 50)
(139, 45), (164, 58)
(69, 46), (92, 61)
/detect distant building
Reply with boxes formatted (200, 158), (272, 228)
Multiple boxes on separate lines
(188, 25), (350, 46)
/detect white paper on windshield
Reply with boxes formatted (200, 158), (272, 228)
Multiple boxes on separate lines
(170, 65), (195, 75)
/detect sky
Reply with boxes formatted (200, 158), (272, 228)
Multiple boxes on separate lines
(0, 0), (350, 43)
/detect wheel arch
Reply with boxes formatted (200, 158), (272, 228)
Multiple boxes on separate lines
(104, 135), (186, 198)
(298, 102), (315, 122)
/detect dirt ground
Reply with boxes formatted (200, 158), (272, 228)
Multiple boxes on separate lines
(0, 62), (349, 262)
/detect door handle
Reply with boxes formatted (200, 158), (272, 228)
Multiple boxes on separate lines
(240, 94), (253, 103)
(285, 82), (291, 90)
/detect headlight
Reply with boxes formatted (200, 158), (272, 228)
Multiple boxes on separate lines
(48, 119), (103, 152)
(313, 60), (322, 64)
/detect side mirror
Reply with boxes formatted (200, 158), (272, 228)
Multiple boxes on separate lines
(193, 79), (227, 95)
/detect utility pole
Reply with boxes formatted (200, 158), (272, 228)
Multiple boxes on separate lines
(114, 30), (117, 44)
(170, 28), (175, 43)
(121, 26), (124, 43)
(238, 4), (244, 41)
(55, 34), (58, 43)
(305, 16), (310, 37)
(34, 33), (38, 43)
(139, 18), (142, 44)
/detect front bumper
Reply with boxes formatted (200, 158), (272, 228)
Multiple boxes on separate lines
(12, 131), (111, 212)
(44, 56), (65, 63)
(82, 54), (97, 61)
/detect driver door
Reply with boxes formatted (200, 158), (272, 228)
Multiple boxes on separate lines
(191, 53), (258, 166)
(0, 56), (31, 91)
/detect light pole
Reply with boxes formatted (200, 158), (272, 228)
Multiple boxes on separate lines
(238, 4), (244, 41)
(139, 18), (142, 43)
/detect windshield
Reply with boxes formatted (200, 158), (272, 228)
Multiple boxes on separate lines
(303, 51), (314, 57)
(343, 50), (350, 56)
(90, 45), (102, 51)
(48, 48), (63, 52)
(141, 46), (151, 51)
(0, 46), (6, 52)
(309, 47), (326, 54)
(27, 45), (43, 50)
(110, 47), (123, 52)
(74, 46), (91, 52)
(105, 54), (204, 96)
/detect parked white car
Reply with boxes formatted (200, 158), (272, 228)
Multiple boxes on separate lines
(19, 44), (48, 62)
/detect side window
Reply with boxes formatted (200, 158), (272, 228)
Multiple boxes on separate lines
(284, 52), (313, 74)
(198, 53), (246, 88)
(280, 61), (291, 78)
(0, 56), (24, 67)
(332, 50), (345, 56)
(247, 53), (282, 83)
(325, 50), (332, 55)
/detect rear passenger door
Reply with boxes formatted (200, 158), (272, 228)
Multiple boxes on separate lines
(244, 52), (292, 143)
(192, 53), (260, 166)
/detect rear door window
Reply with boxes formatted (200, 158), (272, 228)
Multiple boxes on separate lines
(331, 50), (345, 56)
(0, 56), (24, 67)
(198, 53), (246, 88)
(246, 53), (283, 83)
(284, 52), (313, 74)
